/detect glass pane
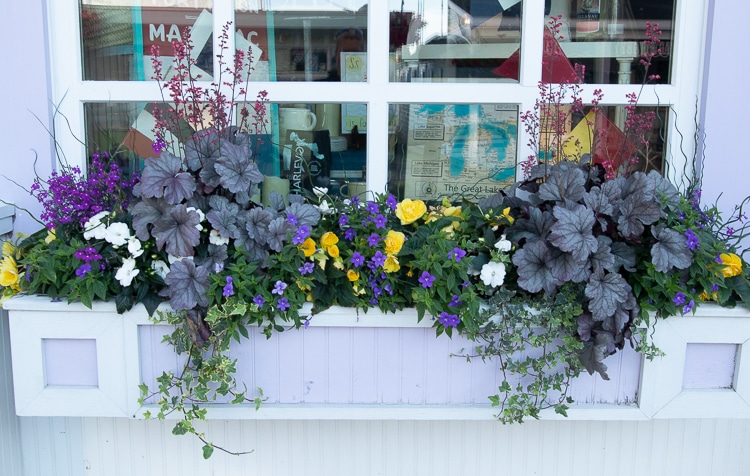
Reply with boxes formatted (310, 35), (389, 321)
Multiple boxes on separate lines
(264, 103), (367, 201)
(547, 0), (674, 84)
(84, 102), (144, 177)
(390, 0), (522, 83)
(236, 2), (368, 82)
(81, 1), (213, 81)
(388, 104), (518, 200)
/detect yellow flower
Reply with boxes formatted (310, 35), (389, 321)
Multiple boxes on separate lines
(720, 253), (743, 278)
(296, 280), (311, 292)
(45, 229), (56, 244)
(306, 292), (314, 302)
(384, 230), (406, 255)
(1, 241), (14, 258)
(320, 232), (339, 249)
(443, 205), (462, 218)
(383, 255), (400, 273)
(0, 256), (20, 289)
(406, 264), (414, 277)
(347, 269), (360, 282)
(299, 238), (317, 257)
(328, 244), (340, 258)
(395, 198), (427, 225)
(500, 207), (515, 225)
(423, 210), (441, 224)
(332, 257), (344, 269)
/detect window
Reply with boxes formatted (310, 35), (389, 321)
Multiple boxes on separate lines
(49, 1), (704, 202)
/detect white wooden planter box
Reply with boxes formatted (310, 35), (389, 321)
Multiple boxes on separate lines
(4, 294), (750, 421)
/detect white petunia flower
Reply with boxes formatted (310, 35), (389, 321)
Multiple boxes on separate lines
(151, 260), (170, 280)
(312, 186), (328, 198)
(83, 211), (110, 240)
(209, 229), (230, 246)
(480, 261), (506, 288)
(115, 257), (140, 287)
(127, 236), (144, 258)
(187, 207), (205, 231)
(104, 222), (131, 247)
(316, 200), (334, 215)
(494, 235), (512, 252)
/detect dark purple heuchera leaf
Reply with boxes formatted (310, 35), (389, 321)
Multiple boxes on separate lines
(206, 196), (240, 238)
(266, 216), (294, 252)
(584, 186), (616, 229)
(585, 269), (632, 321)
(245, 207), (274, 246)
(590, 235), (616, 274)
(538, 166), (586, 203)
(197, 244), (228, 274)
(512, 240), (560, 295)
(214, 142), (264, 193)
(506, 207), (553, 243)
(577, 313), (596, 341)
(602, 293), (638, 335)
(578, 333), (612, 379)
(547, 246), (588, 283)
(199, 160), (222, 189)
(285, 201), (321, 227)
(651, 223), (693, 272)
(617, 194), (662, 238)
(649, 170), (680, 208)
(165, 259), (210, 310)
(140, 151), (196, 204)
(610, 241), (636, 272)
(152, 205), (202, 257)
(622, 171), (655, 202)
(269, 191), (286, 211)
(130, 197), (171, 241)
(549, 204), (598, 262)
(185, 128), (221, 171)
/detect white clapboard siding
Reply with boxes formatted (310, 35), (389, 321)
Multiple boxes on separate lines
(0, 308), (23, 476)
(11, 417), (750, 476)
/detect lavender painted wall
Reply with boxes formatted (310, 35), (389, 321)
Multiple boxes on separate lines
(0, 1), (54, 235)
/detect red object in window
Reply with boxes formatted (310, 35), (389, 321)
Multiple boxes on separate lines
(492, 28), (578, 83)
(588, 109), (637, 170)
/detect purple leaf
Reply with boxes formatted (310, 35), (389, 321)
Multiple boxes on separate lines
(140, 151), (196, 204)
(165, 259), (210, 310)
(152, 205), (202, 257)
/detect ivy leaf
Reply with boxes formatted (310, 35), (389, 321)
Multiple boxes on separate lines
(538, 166), (586, 203)
(153, 205), (202, 257)
(617, 194), (662, 238)
(512, 240), (560, 295)
(202, 444), (214, 460)
(214, 142), (264, 193)
(507, 207), (553, 243)
(140, 151), (196, 205)
(285, 201), (321, 227)
(651, 224), (693, 272)
(585, 270), (632, 321)
(549, 204), (598, 261)
(165, 259), (210, 310)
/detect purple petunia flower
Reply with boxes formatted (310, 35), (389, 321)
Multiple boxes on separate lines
(223, 276), (235, 297)
(386, 194), (398, 210)
(344, 228), (357, 241)
(684, 229), (700, 250)
(253, 294), (266, 307)
(286, 213), (298, 226)
(449, 294), (463, 307)
(75, 263), (92, 278)
(292, 225), (311, 245)
(272, 280), (287, 295)
(448, 248), (467, 262)
(371, 251), (387, 268)
(712, 283), (719, 292)
(418, 271), (436, 288)
(366, 201), (379, 215)
(672, 291), (686, 306)
(682, 299), (695, 315)
(374, 214), (387, 229)
(367, 233), (380, 247)
(438, 311), (460, 328)
(351, 252), (365, 268)
(277, 297), (290, 311)
(339, 214), (349, 227)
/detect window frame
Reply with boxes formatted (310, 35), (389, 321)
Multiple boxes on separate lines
(48, 0), (707, 193)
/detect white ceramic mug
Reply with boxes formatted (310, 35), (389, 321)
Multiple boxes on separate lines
(279, 107), (317, 139)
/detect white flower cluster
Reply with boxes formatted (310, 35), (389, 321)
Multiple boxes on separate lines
(479, 235), (512, 288)
(83, 211), (144, 287)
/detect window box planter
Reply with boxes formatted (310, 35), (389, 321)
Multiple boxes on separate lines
(4, 294), (750, 421)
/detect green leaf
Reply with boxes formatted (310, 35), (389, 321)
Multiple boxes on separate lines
(202, 444), (214, 459)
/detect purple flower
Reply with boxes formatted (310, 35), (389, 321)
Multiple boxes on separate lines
(293, 225), (311, 245)
(272, 280), (287, 295)
(277, 297), (290, 311)
(727, 227), (735, 237)
(366, 201), (379, 214)
(684, 229), (700, 250)
(672, 291), (686, 306)
(253, 294), (266, 307)
(418, 271), (436, 288)
(384, 282), (393, 295)
(344, 228), (357, 241)
(286, 213), (298, 226)
(448, 248), (467, 262)
(222, 276), (234, 297)
(386, 194), (398, 210)
(350, 196), (361, 207)
(299, 262), (314, 275)
(374, 214), (387, 229)
(711, 283), (719, 292)
(716, 254), (723, 264)
(449, 294), (463, 307)
(371, 251), (386, 268)
(351, 252), (365, 268)
(367, 233), (380, 247)
(682, 299), (695, 315)
(438, 312), (460, 328)
(75, 263), (92, 278)
(339, 214), (349, 227)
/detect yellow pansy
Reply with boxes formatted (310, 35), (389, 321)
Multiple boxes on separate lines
(443, 205), (462, 218)
(328, 244), (340, 258)
(320, 232), (339, 249)
(0, 256), (20, 289)
(720, 253), (743, 278)
(384, 230), (406, 255)
(347, 269), (360, 282)
(395, 198), (427, 225)
(383, 255), (400, 273)
(299, 238), (317, 257)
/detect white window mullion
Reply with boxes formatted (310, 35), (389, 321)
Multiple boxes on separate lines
(366, 0), (391, 196)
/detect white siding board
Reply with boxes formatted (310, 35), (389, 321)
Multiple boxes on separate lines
(0, 308), (23, 476)
(351, 327), (378, 402)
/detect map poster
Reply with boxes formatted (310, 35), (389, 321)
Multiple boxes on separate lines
(403, 104), (518, 201)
